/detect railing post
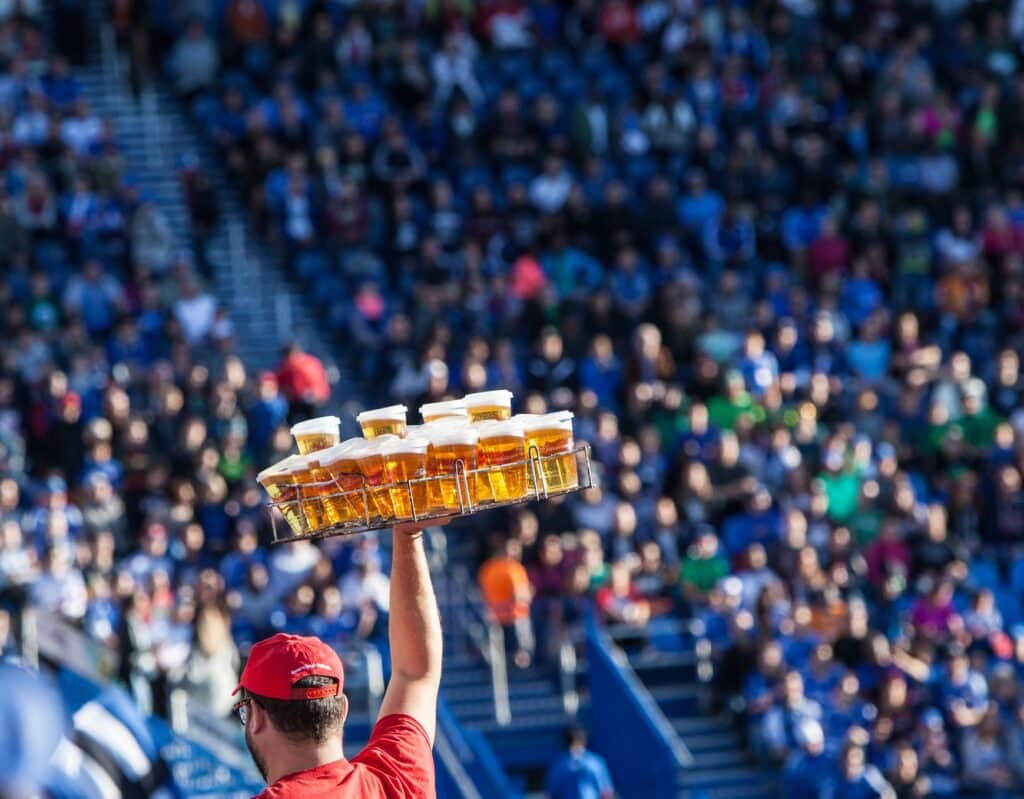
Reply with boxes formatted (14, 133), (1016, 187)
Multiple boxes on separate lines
(362, 644), (385, 720)
(169, 688), (189, 734)
(558, 634), (579, 718)
(19, 603), (38, 668)
(488, 622), (511, 726)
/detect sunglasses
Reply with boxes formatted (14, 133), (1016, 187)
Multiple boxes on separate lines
(233, 696), (255, 726)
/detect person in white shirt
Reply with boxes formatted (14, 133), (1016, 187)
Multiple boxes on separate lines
(340, 556), (390, 614)
(431, 31), (482, 107)
(60, 99), (103, 156)
(11, 90), (49, 146)
(29, 546), (87, 621)
(173, 278), (218, 344)
(529, 155), (573, 215)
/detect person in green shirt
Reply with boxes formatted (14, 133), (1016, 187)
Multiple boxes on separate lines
(679, 528), (731, 605)
(960, 379), (1003, 450)
(815, 446), (861, 524)
(707, 370), (760, 431)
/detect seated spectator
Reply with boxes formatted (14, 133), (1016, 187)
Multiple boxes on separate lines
(595, 558), (650, 629)
(170, 17), (219, 101)
(960, 703), (1019, 794)
(825, 738), (895, 799)
(760, 670), (823, 763)
(782, 719), (834, 799)
(679, 528), (730, 605)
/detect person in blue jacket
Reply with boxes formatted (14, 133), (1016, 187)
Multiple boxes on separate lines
(781, 718), (834, 799)
(546, 726), (615, 799)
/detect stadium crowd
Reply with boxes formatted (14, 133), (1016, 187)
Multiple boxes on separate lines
(4, 0), (1024, 797)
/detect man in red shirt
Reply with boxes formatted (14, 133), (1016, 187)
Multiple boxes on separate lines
(231, 520), (444, 798)
(276, 342), (331, 420)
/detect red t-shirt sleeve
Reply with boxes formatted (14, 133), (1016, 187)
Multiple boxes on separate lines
(350, 713), (435, 799)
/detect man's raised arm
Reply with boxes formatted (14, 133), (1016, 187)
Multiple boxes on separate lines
(377, 520), (445, 743)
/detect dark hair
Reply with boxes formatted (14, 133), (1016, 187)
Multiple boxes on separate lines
(564, 726), (587, 749)
(249, 675), (345, 744)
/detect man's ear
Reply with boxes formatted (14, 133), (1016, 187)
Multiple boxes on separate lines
(249, 700), (270, 735)
(339, 694), (349, 726)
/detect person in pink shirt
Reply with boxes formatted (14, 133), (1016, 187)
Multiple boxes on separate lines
(909, 579), (962, 641)
(864, 517), (911, 594)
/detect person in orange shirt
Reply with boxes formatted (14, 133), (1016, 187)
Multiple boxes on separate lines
(478, 538), (535, 668)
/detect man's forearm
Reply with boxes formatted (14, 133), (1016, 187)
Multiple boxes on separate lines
(389, 527), (443, 683)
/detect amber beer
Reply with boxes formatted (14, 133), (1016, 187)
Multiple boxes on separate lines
(477, 420), (528, 503)
(290, 453), (340, 532)
(316, 441), (366, 522)
(463, 390), (514, 423)
(257, 456), (305, 535)
(350, 437), (395, 521)
(420, 399), (469, 424)
(306, 452), (352, 526)
(357, 405), (408, 439)
(523, 412), (578, 493)
(290, 416), (340, 455)
(380, 438), (429, 520)
(426, 425), (479, 511)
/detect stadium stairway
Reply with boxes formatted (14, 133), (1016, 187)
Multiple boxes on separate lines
(431, 538), (580, 796)
(620, 630), (778, 799)
(72, 59), (339, 378)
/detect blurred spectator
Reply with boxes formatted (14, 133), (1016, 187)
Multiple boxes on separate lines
(545, 726), (615, 799)
(479, 537), (534, 668)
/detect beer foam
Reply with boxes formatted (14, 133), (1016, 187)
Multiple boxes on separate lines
(462, 389), (514, 408)
(356, 405), (408, 424)
(419, 399), (468, 421)
(290, 416), (341, 437)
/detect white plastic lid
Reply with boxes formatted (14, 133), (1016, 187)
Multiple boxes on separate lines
(462, 390), (514, 409)
(378, 437), (429, 456)
(475, 419), (525, 439)
(356, 405), (408, 424)
(290, 416), (341, 438)
(420, 399), (468, 420)
(311, 441), (360, 466)
(257, 455), (301, 483)
(521, 411), (574, 432)
(352, 434), (398, 456)
(426, 425), (480, 447)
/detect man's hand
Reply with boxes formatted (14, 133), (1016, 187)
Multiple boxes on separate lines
(392, 517), (454, 539)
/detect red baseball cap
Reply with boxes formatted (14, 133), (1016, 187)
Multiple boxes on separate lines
(234, 634), (344, 701)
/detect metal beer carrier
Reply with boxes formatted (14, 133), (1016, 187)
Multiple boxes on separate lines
(266, 444), (595, 544)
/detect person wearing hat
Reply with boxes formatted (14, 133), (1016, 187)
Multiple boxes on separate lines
(231, 520), (444, 798)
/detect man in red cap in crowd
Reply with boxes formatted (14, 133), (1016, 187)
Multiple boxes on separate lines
(232, 520), (444, 798)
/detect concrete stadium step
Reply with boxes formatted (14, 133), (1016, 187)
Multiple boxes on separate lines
(670, 713), (735, 736)
(443, 679), (556, 703)
(679, 785), (777, 799)
(75, 62), (340, 378)
(628, 650), (699, 687)
(648, 683), (704, 717)
(677, 729), (742, 754)
(676, 765), (778, 792)
(451, 694), (568, 722)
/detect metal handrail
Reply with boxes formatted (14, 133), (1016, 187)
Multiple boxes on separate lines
(557, 631), (580, 718)
(449, 565), (511, 726)
(346, 638), (385, 720)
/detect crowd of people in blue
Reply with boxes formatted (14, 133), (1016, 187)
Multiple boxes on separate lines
(5, 0), (1024, 797)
